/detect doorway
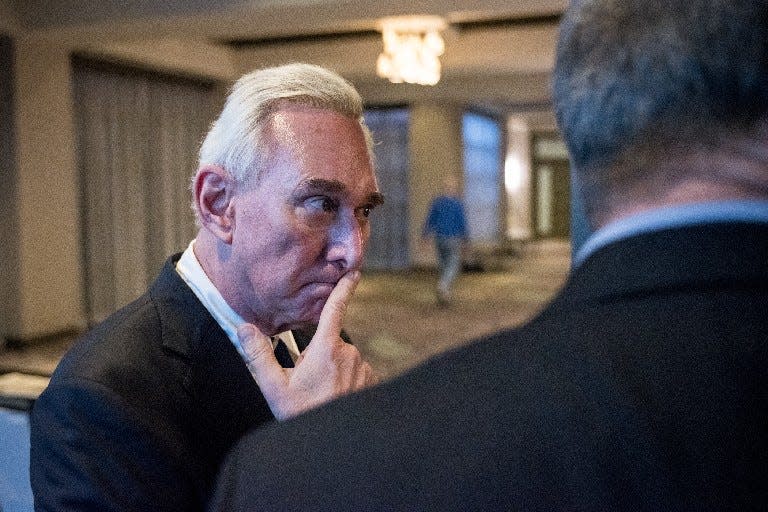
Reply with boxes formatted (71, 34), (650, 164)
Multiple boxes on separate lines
(531, 135), (571, 239)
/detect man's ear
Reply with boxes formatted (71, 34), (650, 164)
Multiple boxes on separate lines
(193, 164), (237, 244)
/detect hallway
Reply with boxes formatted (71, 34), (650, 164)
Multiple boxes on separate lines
(0, 240), (571, 382)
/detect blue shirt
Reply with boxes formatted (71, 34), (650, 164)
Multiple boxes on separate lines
(573, 200), (768, 267)
(423, 195), (468, 238)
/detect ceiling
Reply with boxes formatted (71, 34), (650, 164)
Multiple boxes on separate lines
(3, 0), (567, 128)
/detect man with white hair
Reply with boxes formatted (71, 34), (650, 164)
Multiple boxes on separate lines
(211, 1), (768, 509)
(30, 63), (382, 511)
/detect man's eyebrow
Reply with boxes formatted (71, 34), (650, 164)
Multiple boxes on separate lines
(297, 178), (345, 196)
(296, 178), (385, 206)
(368, 191), (385, 207)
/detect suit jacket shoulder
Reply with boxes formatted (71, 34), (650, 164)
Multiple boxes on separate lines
(31, 255), (274, 511)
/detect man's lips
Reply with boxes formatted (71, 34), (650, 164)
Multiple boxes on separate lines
(301, 272), (344, 290)
(299, 280), (337, 295)
(297, 270), (348, 297)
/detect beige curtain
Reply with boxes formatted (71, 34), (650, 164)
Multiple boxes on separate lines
(363, 108), (410, 270)
(73, 60), (216, 324)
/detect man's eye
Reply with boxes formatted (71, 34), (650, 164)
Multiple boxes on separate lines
(356, 205), (374, 219)
(306, 196), (338, 213)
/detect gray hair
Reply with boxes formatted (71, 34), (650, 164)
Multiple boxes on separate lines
(198, 63), (372, 184)
(552, 0), (768, 218)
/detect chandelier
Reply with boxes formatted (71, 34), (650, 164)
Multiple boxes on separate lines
(376, 15), (447, 86)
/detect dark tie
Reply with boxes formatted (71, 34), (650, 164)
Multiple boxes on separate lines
(273, 338), (294, 368)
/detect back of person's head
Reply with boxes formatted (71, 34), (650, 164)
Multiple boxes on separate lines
(553, 0), (768, 223)
(198, 63), (372, 185)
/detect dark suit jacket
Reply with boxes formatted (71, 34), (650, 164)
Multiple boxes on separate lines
(30, 254), (314, 511)
(210, 222), (768, 511)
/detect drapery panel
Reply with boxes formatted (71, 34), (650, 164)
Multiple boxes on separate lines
(73, 60), (216, 324)
(363, 108), (410, 270)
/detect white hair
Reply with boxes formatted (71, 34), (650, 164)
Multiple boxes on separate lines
(198, 63), (372, 184)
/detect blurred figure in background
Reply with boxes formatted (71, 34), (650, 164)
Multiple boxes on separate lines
(210, 0), (768, 510)
(422, 175), (468, 305)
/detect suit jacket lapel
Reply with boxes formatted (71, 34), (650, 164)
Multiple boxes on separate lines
(147, 256), (275, 487)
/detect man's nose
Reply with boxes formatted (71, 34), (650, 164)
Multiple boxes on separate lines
(327, 213), (364, 271)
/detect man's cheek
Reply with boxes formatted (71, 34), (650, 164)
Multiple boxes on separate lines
(274, 227), (311, 257)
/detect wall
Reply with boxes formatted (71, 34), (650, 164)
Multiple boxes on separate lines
(1, 36), (21, 345)
(408, 103), (464, 267)
(12, 37), (86, 339)
(1, 27), (235, 341)
(77, 39), (237, 82)
(504, 116), (533, 240)
(0, 1), (21, 35)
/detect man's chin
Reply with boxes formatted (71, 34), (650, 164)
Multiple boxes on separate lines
(283, 298), (327, 331)
(276, 284), (334, 331)
(305, 283), (334, 307)
(305, 299), (327, 323)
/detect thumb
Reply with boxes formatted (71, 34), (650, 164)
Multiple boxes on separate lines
(237, 323), (286, 392)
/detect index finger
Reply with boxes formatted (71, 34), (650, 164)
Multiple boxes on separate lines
(311, 270), (361, 347)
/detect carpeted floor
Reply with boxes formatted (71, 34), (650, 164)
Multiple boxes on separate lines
(348, 239), (571, 378)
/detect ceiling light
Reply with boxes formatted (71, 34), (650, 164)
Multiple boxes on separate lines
(376, 15), (447, 86)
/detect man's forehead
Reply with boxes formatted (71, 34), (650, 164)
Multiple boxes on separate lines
(268, 104), (352, 130)
(262, 107), (367, 151)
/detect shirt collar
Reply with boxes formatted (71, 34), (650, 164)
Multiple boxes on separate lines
(574, 200), (768, 267)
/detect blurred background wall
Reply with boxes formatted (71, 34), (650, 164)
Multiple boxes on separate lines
(0, 0), (582, 345)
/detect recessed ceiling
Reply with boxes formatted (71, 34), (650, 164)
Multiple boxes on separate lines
(3, 0), (566, 126)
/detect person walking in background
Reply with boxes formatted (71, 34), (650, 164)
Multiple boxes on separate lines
(422, 175), (468, 305)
